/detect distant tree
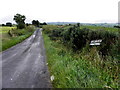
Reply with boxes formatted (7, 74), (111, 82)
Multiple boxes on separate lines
(39, 23), (42, 25)
(32, 20), (36, 25)
(26, 23), (29, 26)
(114, 26), (120, 28)
(13, 13), (26, 29)
(2, 24), (5, 26)
(42, 22), (47, 25)
(32, 20), (40, 27)
(6, 22), (12, 27)
(77, 23), (80, 27)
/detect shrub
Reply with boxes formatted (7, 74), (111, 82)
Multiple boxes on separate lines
(43, 25), (119, 88)
(49, 28), (64, 40)
(42, 25), (58, 34)
(17, 23), (25, 29)
(8, 25), (35, 37)
(43, 25), (120, 56)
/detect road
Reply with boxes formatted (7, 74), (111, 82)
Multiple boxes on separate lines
(0, 28), (52, 88)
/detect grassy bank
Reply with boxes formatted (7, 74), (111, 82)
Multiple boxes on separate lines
(43, 33), (118, 88)
(2, 33), (32, 51)
(42, 24), (119, 88)
(0, 26), (35, 52)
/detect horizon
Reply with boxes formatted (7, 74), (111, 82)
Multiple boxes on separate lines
(0, 21), (118, 25)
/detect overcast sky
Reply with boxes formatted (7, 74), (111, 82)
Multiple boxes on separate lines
(0, 0), (119, 24)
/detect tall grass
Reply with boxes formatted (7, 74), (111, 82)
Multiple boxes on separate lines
(42, 24), (119, 88)
(43, 33), (118, 88)
(2, 33), (32, 51)
(1, 25), (35, 52)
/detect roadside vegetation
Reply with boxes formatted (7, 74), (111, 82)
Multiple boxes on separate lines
(0, 13), (47, 52)
(0, 25), (35, 52)
(0, 13), (36, 52)
(42, 24), (119, 88)
(0, 26), (16, 33)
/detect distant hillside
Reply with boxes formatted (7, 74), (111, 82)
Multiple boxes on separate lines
(47, 22), (78, 25)
(47, 22), (118, 27)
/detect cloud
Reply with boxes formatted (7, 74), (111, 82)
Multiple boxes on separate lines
(0, 0), (119, 23)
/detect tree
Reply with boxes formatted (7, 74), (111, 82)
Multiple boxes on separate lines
(114, 26), (120, 28)
(6, 22), (12, 27)
(13, 14), (26, 29)
(2, 24), (5, 26)
(26, 23), (29, 26)
(32, 20), (36, 25)
(77, 23), (80, 27)
(32, 20), (40, 27)
(42, 22), (47, 25)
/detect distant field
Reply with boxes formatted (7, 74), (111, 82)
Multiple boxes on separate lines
(0, 26), (16, 40)
(0, 26), (16, 33)
(80, 25), (119, 32)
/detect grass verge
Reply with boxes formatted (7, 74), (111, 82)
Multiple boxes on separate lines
(43, 32), (118, 88)
(1, 33), (32, 51)
(1, 26), (35, 52)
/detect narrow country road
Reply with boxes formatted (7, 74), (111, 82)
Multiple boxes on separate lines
(0, 28), (52, 88)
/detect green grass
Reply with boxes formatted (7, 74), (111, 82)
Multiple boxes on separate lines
(0, 26), (16, 33)
(80, 25), (119, 32)
(43, 33), (118, 88)
(0, 26), (35, 52)
(2, 33), (32, 51)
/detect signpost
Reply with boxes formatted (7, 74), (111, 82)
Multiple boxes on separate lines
(90, 40), (102, 46)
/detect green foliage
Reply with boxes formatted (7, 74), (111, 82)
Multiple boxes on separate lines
(43, 33), (119, 88)
(49, 28), (64, 40)
(32, 20), (40, 27)
(1, 26), (35, 52)
(32, 20), (47, 27)
(43, 25), (120, 56)
(13, 13), (26, 29)
(2, 24), (5, 26)
(6, 22), (12, 27)
(7, 25), (35, 37)
(42, 22), (47, 25)
(2, 33), (32, 51)
(25, 25), (35, 32)
(42, 25), (58, 34)
(17, 23), (25, 29)
(43, 25), (119, 88)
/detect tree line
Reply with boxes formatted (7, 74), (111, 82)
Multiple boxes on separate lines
(1, 13), (47, 29)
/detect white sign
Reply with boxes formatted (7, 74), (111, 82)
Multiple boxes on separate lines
(90, 40), (102, 46)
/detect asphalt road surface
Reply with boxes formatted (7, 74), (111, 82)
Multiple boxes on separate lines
(1, 28), (52, 88)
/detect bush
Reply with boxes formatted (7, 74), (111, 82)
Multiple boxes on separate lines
(8, 25), (35, 37)
(43, 25), (119, 88)
(44, 25), (120, 56)
(49, 28), (64, 40)
(25, 25), (35, 32)
(42, 25), (58, 34)
(17, 23), (25, 29)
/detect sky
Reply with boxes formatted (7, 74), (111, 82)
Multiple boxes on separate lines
(0, 0), (119, 24)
